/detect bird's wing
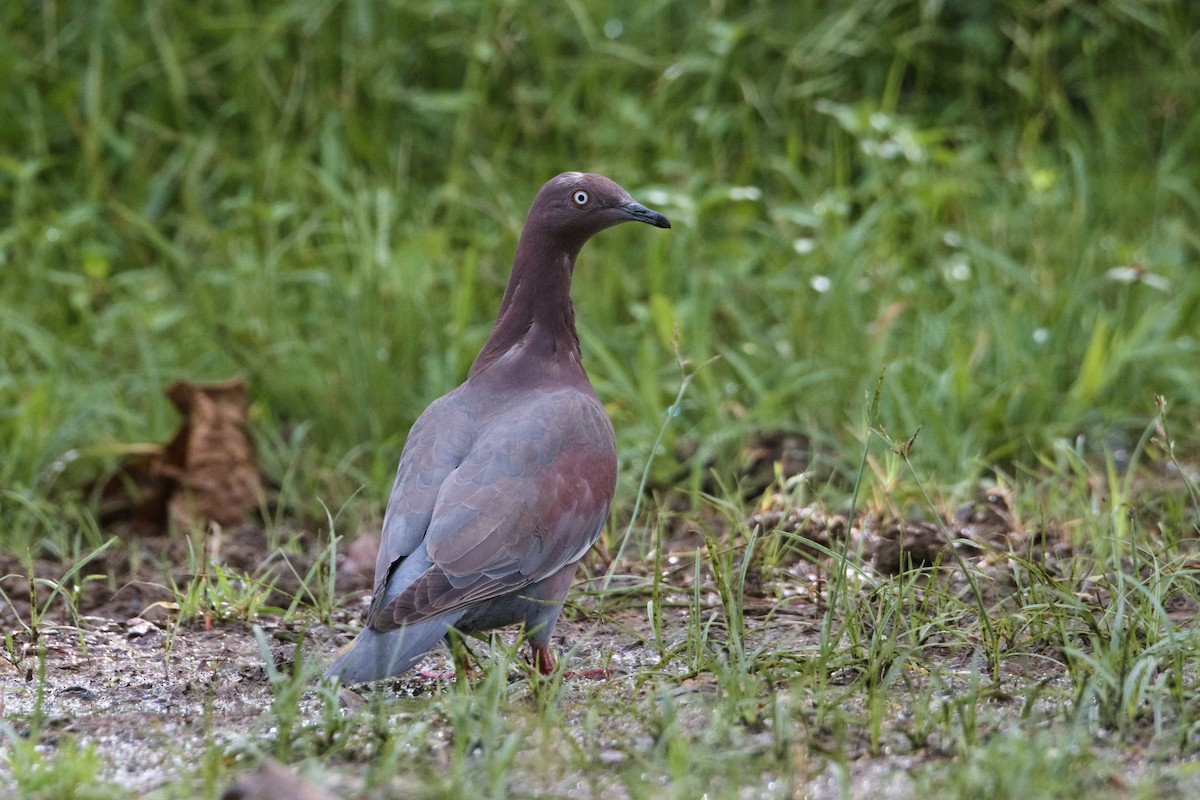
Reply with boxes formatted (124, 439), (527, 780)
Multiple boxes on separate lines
(364, 389), (477, 622)
(373, 389), (616, 631)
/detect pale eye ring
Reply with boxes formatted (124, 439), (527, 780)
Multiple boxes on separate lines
(572, 190), (589, 206)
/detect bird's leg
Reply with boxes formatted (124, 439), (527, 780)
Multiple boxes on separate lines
(564, 665), (618, 680)
(450, 630), (476, 687)
(416, 630), (481, 684)
(531, 643), (556, 676)
(528, 644), (616, 680)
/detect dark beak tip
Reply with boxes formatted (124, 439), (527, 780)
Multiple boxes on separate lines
(624, 201), (672, 230)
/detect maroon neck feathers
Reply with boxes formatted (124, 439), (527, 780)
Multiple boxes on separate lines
(470, 225), (585, 378)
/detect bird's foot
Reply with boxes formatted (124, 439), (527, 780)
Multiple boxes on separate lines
(529, 645), (620, 680)
(560, 667), (619, 680)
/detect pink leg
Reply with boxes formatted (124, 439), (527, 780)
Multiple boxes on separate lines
(530, 645), (616, 680)
(532, 643), (556, 675)
(415, 644), (617, 683)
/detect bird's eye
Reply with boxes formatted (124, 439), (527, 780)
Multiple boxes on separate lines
(572, 190), (589, 206)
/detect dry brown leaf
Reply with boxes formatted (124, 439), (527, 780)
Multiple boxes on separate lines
(89, 375), (264, 534)
(159, 375), (264, 530)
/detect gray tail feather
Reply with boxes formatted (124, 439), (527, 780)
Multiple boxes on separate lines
(324, 616), (458, 684)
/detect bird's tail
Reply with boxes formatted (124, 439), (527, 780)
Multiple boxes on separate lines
(324, 616), (459, 684)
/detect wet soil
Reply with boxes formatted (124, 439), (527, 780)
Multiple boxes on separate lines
(2, 477), (1198, 797)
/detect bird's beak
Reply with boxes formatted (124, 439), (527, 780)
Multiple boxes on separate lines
(621, 201), (671, 229)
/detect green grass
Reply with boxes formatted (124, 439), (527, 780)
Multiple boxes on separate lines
(3, 0), (1200, 797)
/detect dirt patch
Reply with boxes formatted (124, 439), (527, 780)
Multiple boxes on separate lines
(0, 606), (693, 794)
(3, 474), (1199, 797)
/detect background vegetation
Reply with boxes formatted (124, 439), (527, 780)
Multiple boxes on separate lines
(2, 0), (1199, 797)
(5, 0), (1198, 532)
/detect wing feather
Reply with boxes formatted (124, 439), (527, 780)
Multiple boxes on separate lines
(374, 389), (615, 630)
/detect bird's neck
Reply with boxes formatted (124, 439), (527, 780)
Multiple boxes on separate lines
(470, 232), (584, 378)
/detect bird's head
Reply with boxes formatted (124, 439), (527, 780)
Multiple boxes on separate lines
(527, 172), (671, 248)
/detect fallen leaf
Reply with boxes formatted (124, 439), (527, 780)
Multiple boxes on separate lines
(161, 376), (264, 529)
(88, 375), (265, 534)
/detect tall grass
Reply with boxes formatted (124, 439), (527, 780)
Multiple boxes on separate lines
(4, 2), (1198, 548)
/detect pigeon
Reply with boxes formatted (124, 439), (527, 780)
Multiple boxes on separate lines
(325, 172), (670, 683)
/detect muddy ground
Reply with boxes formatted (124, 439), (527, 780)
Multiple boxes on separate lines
(2, 483), (1199, 797)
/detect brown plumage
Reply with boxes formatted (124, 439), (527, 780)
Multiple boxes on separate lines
(325, 173), (670, 683)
